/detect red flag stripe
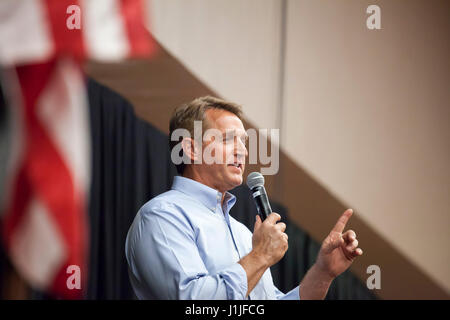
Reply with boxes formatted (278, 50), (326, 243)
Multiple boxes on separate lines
(43, 0), (85, 59)
(2, 61), (55, 242)
(119, 0), (155, 57)
(0, 0), (154, 65)
(4, 61), (87, 298)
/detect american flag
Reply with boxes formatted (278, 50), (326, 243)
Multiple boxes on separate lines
(0, 0), (154, 299)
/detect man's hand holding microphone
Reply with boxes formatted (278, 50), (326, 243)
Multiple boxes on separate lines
(239, 172), (363, 299)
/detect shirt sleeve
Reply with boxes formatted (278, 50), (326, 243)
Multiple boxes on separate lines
(125, 202), (248, 300)
(274, 285), (301, 300)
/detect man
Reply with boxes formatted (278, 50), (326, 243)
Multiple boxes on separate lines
(125, 96), (363, 299)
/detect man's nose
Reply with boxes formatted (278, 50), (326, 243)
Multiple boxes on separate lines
(235, 138), (248, 158)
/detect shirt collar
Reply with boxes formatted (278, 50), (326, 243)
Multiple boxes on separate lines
(171, 176), (236, 213)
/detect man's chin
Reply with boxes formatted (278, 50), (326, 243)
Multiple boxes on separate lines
(223, 166), (244, 190)
(230, 175), (243, 188)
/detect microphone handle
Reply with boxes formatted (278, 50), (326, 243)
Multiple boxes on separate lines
(251, 186), (272, 221)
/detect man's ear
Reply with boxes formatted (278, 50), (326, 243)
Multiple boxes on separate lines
(181, 137), (201, 163)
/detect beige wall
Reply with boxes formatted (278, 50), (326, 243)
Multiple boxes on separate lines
(148, 0), (283, 131)
(146, 0), (450, 293)
(282, 0), (450, 292)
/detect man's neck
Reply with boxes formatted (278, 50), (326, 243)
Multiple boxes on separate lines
(182, 169), (226, 206)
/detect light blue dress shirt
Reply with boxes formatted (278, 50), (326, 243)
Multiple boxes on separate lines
(125, 176), (300, 300)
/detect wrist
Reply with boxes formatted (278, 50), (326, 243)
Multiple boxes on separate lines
(248, 249), (270, 269)
(311, 263), (335, 284)
(299, 264), (334, 300)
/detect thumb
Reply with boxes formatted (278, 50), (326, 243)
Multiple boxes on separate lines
(254, 215), (262, 232)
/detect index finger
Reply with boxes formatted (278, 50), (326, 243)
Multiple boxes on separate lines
(332, 209), (353, 233)
(266, 212), (281, 224)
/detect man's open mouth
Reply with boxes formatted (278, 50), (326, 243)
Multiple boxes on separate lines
(228, 163), (243, 169)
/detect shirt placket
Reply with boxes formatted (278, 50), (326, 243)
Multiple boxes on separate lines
(216, 193), (242, 261)
(216, 194), (256, 300)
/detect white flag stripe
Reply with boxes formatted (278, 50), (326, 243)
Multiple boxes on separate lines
(10, 196), (67, 289)
(37, 59), (91, 196)
(0, 0), (53, 66)
(81, 0), (130, 61)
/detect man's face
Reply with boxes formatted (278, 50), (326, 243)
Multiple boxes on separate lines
(197, 109), (248, 193)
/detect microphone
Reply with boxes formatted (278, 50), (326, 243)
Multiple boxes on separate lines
(246, 172), (272, 221)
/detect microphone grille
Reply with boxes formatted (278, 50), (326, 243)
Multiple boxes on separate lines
(246, 172), (265, 189)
